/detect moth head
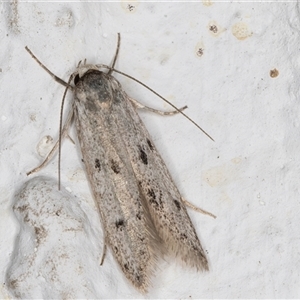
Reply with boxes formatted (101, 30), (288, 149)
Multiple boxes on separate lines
(73, 60), (101, 85)
(73, 66), (114, 110)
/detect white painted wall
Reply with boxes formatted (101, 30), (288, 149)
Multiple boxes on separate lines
(1, 1), (299, 298)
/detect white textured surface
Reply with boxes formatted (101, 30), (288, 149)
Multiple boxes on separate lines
(1, 2), (300, 298)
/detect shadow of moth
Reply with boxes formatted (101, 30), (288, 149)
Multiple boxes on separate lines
(25, 34), (214, 292)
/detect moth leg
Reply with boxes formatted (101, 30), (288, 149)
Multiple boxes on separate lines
(182, 198), (216, 219)
(129, 97), (187, 116)
(67, 134), (75, 145)
(99, 244), (107, 266)
(26, 109), (74, 176)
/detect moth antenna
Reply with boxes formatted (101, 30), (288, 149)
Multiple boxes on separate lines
(108, 33), (121, 75)
(25, 46), (73, 90)
(58, 75), (74, 190)
(103, 66), (214, 141)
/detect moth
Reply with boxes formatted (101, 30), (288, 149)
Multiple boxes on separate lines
(25, 34), (215, 292)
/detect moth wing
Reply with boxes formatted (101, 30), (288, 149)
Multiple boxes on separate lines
(74, 94), (163, 292)
(113, 90), (209, 271)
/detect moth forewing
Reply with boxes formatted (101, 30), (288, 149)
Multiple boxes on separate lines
(108, 78), (209, 271)
(73, 70), (163, 291)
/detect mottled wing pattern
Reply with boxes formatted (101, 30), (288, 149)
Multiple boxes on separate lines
(73, 71), (162, 292)
(109, 75), (209, 271)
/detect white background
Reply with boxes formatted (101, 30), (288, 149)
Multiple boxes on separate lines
(1, 1), (300, 298)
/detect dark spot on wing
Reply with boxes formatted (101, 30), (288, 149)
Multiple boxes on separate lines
(111, 159), (120, 174)
(115, 219), (125, 230)
(95, 159), (101, 171)
(192, 244), (199, 252)
(147, 188), (159, 207)
(136, 212), (142, 220)
(138, 145), (148, 165)
(147, 139), (154, 151)
(147, 188), (156, 200)
(124, 263), (129, 271)
(174, 199), (181, 210)
(180, 233), (187, 240)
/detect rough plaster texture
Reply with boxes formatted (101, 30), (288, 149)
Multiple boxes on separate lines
(1, 1), (300, 298)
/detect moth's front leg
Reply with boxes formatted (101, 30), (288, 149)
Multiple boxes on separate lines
(129, 97), (187, 116)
